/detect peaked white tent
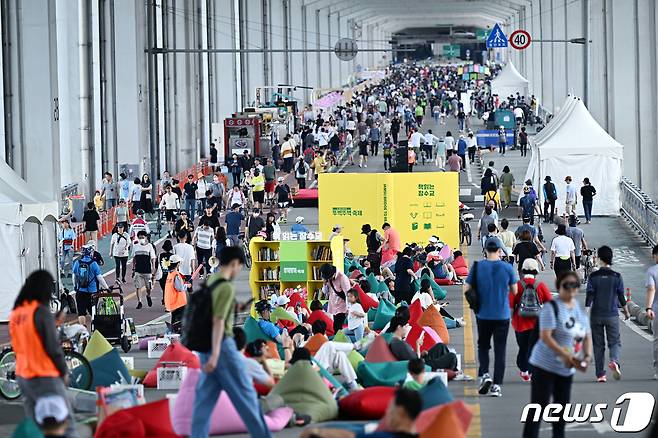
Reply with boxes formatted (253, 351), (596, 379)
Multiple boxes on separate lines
(0, 160), (59, 321)
(491, 61), (529, 98)
(524, 95), (624, 217)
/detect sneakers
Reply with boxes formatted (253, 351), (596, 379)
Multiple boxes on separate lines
(597, 375), (607, 383)
(136, 301), (143, 310)
(146, 295), (153, 307)
(478, 373), (493, 395)
(520, 371), (532, 382)
(489, 384), (502, 397)
(455, 317), (466, 327)
(609, 361), (621, 380)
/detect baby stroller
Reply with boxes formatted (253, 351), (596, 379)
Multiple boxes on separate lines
(91, 285), (135, 352)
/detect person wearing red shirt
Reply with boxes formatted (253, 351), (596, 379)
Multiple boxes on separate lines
(509, 258), (552, 382)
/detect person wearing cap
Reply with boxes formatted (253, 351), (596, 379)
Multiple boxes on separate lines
(291, 216), (310, 235)
(580, 177), (596, 223)
(34, 394), (70, 437)
(109, 222), (131, 284)
(58, 217), (76, 279)
(542, 175), (558, 223)
(274, 176), (293, 223)
(517, 186), (540, 225)
(550, 224), (576, 275)
(73, 245), (109, 327)
(510, 258), (552, 382)
(174, 208), (194, 243)
(129, 208), (150, 243)
(465, 238), (518, 398)
(9, 271), (79, 438)
(294, 155), (311, 189)
(254, 300), (287, 344)
(564, 176), (577, 217)
(320, 263), (351, 334)
(362, 224), (384, 274)
(164, 254), (188, 332)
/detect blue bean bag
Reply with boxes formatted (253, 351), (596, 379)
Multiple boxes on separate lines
(419, 376), (454, 409)
(84, 348), (130, 389)
(357, 360), (429, 387)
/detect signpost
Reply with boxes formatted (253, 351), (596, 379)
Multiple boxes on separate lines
(509, 29), (532, 50)
(486, 23), (508, 49)
(334, 38), (358, 61)
(442, 44), (460, 58)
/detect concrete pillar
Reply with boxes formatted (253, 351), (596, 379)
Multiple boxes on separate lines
(318, 8), (329, 88)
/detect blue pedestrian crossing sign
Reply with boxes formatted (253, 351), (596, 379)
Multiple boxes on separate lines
(486, 23), (508, 49)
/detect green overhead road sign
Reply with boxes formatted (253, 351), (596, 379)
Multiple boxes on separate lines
(442, 44), (460, 57)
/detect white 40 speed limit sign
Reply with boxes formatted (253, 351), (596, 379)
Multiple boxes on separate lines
(509, 30), (531, 50)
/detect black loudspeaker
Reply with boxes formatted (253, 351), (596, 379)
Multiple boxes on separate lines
(392, 146), (409, 173)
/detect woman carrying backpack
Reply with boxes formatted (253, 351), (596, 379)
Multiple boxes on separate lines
(509, 258), (552, 382)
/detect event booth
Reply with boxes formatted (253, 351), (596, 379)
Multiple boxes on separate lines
(524, 95), (624, 217)
(490, 61), (529, 99)
(0, 161), (59, 321)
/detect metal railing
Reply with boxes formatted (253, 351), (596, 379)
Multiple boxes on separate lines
(620, 177), (658, 247)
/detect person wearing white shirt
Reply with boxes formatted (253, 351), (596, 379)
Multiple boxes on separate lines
(564, 176), (578, 216)
(424, 130), (439, 161)
(173, 232), (196, 279)
(513, 106), (524, 124)
(550, 224), (576, 275)
(317, 128), (329, 148)
(192, 222), (215, 275)
(159, 185), (180, 237)
(342, 289), (366, 342)
(109, 223), (131, 283)
(444, 131), (455, 151)
(409, 128), (424, 148)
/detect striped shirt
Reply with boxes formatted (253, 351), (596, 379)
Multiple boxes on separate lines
(529, 299), (590, 377)
(195, 227), (214, 250)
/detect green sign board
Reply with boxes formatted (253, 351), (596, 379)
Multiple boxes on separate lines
(280, 261), (307, 282)
(442, 44), (460, 57)
(476, 29), (489, 41)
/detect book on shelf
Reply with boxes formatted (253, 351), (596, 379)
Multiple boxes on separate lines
(261, 267), (280, 281)
(311, 245), (333, 261)
(258, 247), (279, 262)
(258, 284), (278, 300)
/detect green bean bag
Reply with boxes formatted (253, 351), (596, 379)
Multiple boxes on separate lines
(348, 350), (364, 371)
(357, 360), (429, 387)
(243, 316), (271, 343)
(83, 330), (114, 361)
(420, 273), (447, 300)
(366, 273), (380, 295)
(419, 376), (454, 409)
(271, 306), (300, 324)
(85, 348), (130, 389)
(378, 281), (390, 294)
(367, 307), (378, 322)
(332, 330), (351, 343)
(270, 361), (338, 422)
(372, 299), (396, 331)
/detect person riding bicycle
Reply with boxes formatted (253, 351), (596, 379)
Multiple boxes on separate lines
(72, 245), (109, 327)
(9, 270), (79, 438)
(129, 209), (150, 243)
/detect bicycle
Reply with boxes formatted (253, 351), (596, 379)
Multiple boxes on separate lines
(581, 248), (597, 284)
(238, 232), (252, 268)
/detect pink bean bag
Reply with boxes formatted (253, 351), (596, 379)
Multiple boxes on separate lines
(452, 255), (469, 277)
(364, 335), (397, 363)
(138, 336), (156, 351)
(405, 325), (441, 353)
(171, 368), (294, 436)
(143, 343), (200, 388)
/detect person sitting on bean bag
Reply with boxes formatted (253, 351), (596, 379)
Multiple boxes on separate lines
(428, 256), (462, 284)
(255, 300), (308, 344)
(387, 317), (458, 372)
(412, 279), (465, 329)
(403, 358), (428, 391)
(307, 300), (335, 337)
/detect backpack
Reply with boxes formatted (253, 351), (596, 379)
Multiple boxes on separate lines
(545, 182), (557, 201)
(298, 161), (306, 175)
(518, 281), (542, 318)
(76, 261), (91, 289)
(181, 277), (227, 353)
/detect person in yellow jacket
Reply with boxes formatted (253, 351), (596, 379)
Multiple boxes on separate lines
(9, 270), (79, 438)
(164, 254), (188, 333)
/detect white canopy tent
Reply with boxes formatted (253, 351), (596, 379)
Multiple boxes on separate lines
(524, 95), (624, 217)
(491, 61), (529, 99)
(0, 160), (60, 321)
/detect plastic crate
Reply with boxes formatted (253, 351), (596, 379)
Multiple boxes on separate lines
(147, 338), (171, 359)
(156, 363), (188, 390)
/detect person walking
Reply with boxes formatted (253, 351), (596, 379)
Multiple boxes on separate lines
(407, 145), (416, 172)
(183, 174), (198, 222)
(566, 215), (587, 269)
(564, 176), (577, 217)
(140, 174), (154, 215)
(58, 217), (76, 279)
(73, 245), (109, 327)
(109, 222), (131, 284)
(523, 271), (593, 438)
(394, 246), (417, 305)
(191, 247), (271, 438)
(542, 176), (558, 223)
(193, 221), (215, 275)
(497, 126), (507, 156)
(457, 134), (467, 170)
(159, 184), (180, 238)
(435, 137), (447, 169)
(82, 202), (100, 245)
(163, 254), (188, 333)
(157, 239), (174, 305)
(9, 270), (80, 438)
(114, 198), (130, 230)
(580, 178), (596, 223)
(586, 246), (630, 382)
(499, 166), (515, 208)
(132, 230), (157, 309)
(320, 263), (350, 335)
(294, 156), (310, 189)
(358, 134), (369, 168)
(550, 224), (576, 276)
(225, 203), (245, 247)
(382, 135), (393, 171)
(518, 126), (529, 157)
(369, 122), (381, 156)
(100, 172), (118, 210)
(510, 259), (552, 382)
(467, 131), (478, 164)
(644, 245), (658, 380)
(466, 239), (518, 397)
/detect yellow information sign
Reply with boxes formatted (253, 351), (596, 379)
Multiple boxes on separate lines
(318, 172), (459, 255)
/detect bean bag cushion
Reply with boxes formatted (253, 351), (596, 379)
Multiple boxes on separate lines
(419, 404), (465, 438)
(367, 307), (378, 322)
(171, 369), (293, 436)
(419, 376), (453, 409)
(405, 325), (441, 353)
(83, 331), (114, 361)
(308, 310), (335, 337)
(312, 358), (348, 397)
(271, 306), (300, 324)
(372, 299), (396, 331)
(338, 386), (396, 420)
(420, 273), (447, 300)
(378, 281), (390, 294)
(366, 273), (380, 295)
(332, 330), (351, 343)
(269, 361), (338, 422)
(85, 349), (130, 389)
(143, 342), (200, 388)
(408, 299), (423, 325)
(435, 278), (455, 286)
(96, 399), (178, 438)
(357, 361), (428, 387)
(138, 336), (156, 351)
(418, 305), (450, 345)
(305, 333), (329, 356)
(364, 336), (397, 363)
(354, 284), (378, 312)
(287, 292), (309, 313)
(452, 256), (469, 278)
(243, 316), (271, 343)
(416, 401), (473, 435)
(347, 350), (364, 371)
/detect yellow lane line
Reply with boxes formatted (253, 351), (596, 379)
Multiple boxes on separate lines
(462, 252), (481, 438)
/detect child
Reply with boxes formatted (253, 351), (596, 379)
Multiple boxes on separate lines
(34, 395), (70, 437)
(403, 358), (427, 390)
(93, 190), (104, 211)
(343, 288), (366, 342)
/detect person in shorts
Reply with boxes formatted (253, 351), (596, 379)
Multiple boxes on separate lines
(72, 245), (108, 327)
(274, 176), (293, 223)
(132, 230), (157, 309)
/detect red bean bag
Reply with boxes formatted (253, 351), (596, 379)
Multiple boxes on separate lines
(288, 292), (310, 313)
(338, 386), (397, 420)
(419, 403), (468, 438)
(452, 256), (469, 278)
(143, 343), (200, 388)
(405, 324), (440, 353)
(364, 335), (397, 363)
(408, 299), (423, 325)
(435, 278), (455, 286)
(354, 284), (379, 312)
(418, 305), (450, 345)
(307, 310), (335, 337)
(96, 399), (180, 438)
